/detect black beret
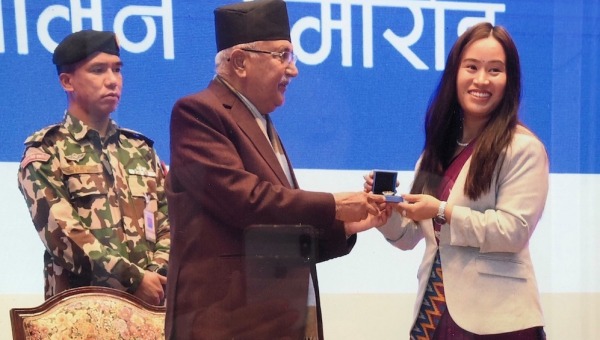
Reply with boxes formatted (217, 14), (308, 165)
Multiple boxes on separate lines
(214, 0), (291, 52)
(52, 30), (120, 70)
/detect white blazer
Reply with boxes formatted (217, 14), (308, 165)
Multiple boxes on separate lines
(378, 130), (549, 335)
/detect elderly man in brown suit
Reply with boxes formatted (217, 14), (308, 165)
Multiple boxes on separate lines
(164, 1), (389, 339)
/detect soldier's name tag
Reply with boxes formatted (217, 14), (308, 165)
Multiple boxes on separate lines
(144, 208), (156, 243)
(128, 167), (157, 177)
(62, 164), (102, 175)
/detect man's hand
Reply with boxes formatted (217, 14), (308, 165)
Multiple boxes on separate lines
(344, 204), (393, 235)
(333, 192), (386, 222)
(134, 270), (167, 306)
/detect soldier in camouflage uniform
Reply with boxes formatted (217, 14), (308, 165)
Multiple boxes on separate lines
(17, 30), (170, 306)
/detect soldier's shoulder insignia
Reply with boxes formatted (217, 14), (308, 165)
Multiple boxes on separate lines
(20, 148), (51, 169)
(24, 124), (61, 146)
(119, 127), (154, 147)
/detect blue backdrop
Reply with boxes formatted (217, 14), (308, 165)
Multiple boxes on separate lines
(1, 0), (598, 173)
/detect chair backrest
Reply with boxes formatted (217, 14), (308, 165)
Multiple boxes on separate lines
(10, 286), (166, 340)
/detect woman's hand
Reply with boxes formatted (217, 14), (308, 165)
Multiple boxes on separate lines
(363, 172), (374, 193)
(395, 194), (441, 221)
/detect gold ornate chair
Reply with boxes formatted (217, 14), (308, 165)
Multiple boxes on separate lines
(10, 286), (166, 340)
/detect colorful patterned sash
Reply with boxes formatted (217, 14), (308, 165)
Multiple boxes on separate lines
(410, 250), (446, 340)
(410, 141), (476, 340)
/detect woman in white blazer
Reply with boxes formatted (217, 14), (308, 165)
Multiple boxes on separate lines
(368, 23), (548, 339)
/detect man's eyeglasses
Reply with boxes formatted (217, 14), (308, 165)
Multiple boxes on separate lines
(241, 48), (298, 65)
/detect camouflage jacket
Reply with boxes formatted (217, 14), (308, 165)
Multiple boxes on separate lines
(17, 112), (170, 299)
